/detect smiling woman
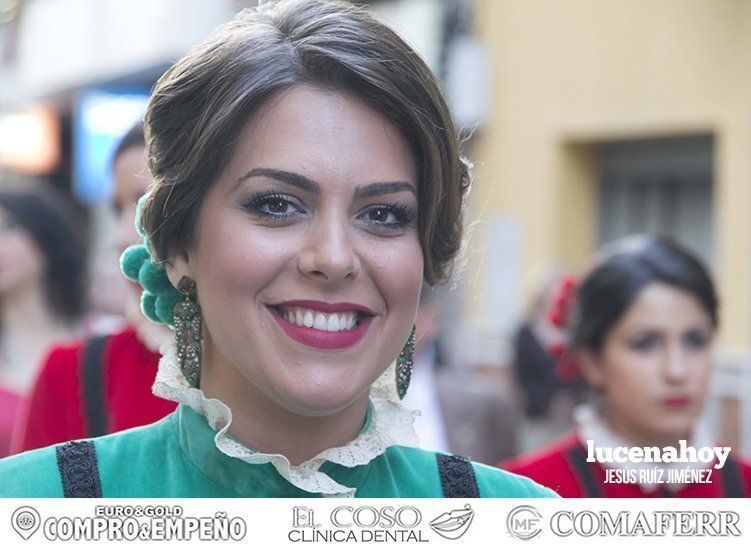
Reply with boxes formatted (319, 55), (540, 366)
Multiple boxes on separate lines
(0, 0), (555, 498)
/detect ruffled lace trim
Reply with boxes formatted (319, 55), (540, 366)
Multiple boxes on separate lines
(574, 404), (716, 493)
(152, 341), (419, 497)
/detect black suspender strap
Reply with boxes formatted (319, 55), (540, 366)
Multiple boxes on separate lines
(80, 335), (109, 437)
(721, 457), (745, 498)
(564, 444), (603, 497)
(55, 441), (103, 498)
(436, 453), (480, 498)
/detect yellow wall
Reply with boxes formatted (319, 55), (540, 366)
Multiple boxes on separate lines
(472, 0), (751, 349)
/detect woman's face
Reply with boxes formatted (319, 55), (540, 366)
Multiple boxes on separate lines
(580, 283), (715, 445)
(168, 85), (423, 416)
(0, 206), (45, 296)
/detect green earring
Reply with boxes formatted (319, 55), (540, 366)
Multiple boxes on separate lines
(396, 325), (416, 400)
(174, 276), (202, 388)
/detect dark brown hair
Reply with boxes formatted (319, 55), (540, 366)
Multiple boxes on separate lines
(571, 236), (718, 354)
(0, 186), (87, 323)
(112, 121), (145, 165)
(140, 0), (469, 285)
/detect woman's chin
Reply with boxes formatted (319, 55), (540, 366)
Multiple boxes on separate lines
(644, 421), (695, 444)
(275, 383), (365, 418)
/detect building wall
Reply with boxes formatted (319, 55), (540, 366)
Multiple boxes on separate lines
(471, 0), (751, 351)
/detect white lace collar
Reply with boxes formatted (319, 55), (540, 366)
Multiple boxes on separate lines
(574, 404), (716, 493)
(152, 341), (419, 497)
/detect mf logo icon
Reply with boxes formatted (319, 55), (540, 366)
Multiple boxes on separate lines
(506, 505), (543, 540)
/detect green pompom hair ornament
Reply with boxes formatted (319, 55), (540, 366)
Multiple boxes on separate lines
(119, 195), (182, 328)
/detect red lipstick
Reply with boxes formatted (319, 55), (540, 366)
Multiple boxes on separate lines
(662, 396), (691, 410)
(267, 303), (374, 350)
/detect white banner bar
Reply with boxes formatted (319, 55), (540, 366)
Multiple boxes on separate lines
(0, 499), (749, 543)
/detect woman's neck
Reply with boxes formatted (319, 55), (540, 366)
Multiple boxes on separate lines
(606, 414), (689, 450)
(200, 346), (370, 466)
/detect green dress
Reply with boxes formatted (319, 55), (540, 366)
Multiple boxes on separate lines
(0, 404), (555, 498)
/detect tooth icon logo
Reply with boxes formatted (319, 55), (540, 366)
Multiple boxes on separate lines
(429, 504), (475, 540)
(11, 506), (41, 541)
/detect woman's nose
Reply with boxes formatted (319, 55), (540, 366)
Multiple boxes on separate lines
(297, 214), (359, 284)
(663, 345), (689, 383)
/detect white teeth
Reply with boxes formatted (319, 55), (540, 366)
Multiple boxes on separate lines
(314, 313), (327, 330)
(278, 306), (360, 332)
(326, 314), (340, 332)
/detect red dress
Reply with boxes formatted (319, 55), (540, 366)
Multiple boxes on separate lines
(0, 387), (21, 457)
(502, 433), (751, 498)
(10, 327), (176, 454)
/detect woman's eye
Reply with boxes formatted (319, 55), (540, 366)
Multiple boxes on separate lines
(629, 334), (660, 351)
(243, 192), (304, 221)
(683, 329), (709, 350)
(368, 208), (391, 223)
(359, 204), (415, 230)
(264, 197), (290, 214)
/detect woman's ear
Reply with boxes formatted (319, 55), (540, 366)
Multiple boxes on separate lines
(576, 348), (606, 389)
(164, 248), (193, 289)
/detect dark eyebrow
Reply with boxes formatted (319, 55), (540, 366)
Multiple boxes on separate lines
(238, 168), (416, 199)
(238, 168), (321, 195)
(354, 181), (416, 199)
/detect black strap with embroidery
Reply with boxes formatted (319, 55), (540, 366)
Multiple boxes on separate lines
(80, 335), (108, 437)
(55, 441), (103, 498)
(436, 453), (480, 498)
(565, 444), (603, 497)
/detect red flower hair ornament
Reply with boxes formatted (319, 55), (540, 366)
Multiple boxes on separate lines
(543, 274), (579, 384)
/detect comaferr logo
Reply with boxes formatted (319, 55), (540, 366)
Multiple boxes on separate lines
(504, 507), (743, 539)
(550, 510), (741, 537)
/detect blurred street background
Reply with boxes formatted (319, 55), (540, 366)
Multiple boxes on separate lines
(1, 0), (750, 461)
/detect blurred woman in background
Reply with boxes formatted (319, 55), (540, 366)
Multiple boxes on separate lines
(0, 185), (86, 455)
(503, 236), (751, 497)
(10, 123), (175, 454)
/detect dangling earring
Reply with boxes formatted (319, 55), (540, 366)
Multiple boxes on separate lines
(396, 325), (416, 400)
(174, 276), (202, 388)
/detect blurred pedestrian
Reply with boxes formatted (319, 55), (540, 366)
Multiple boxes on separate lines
(512, 271), (579, 418)
(0, 185), (85, 455)
(502, 236), (751, 497)
(10, 122), (175, 454)
(410, 287), (519, 464)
